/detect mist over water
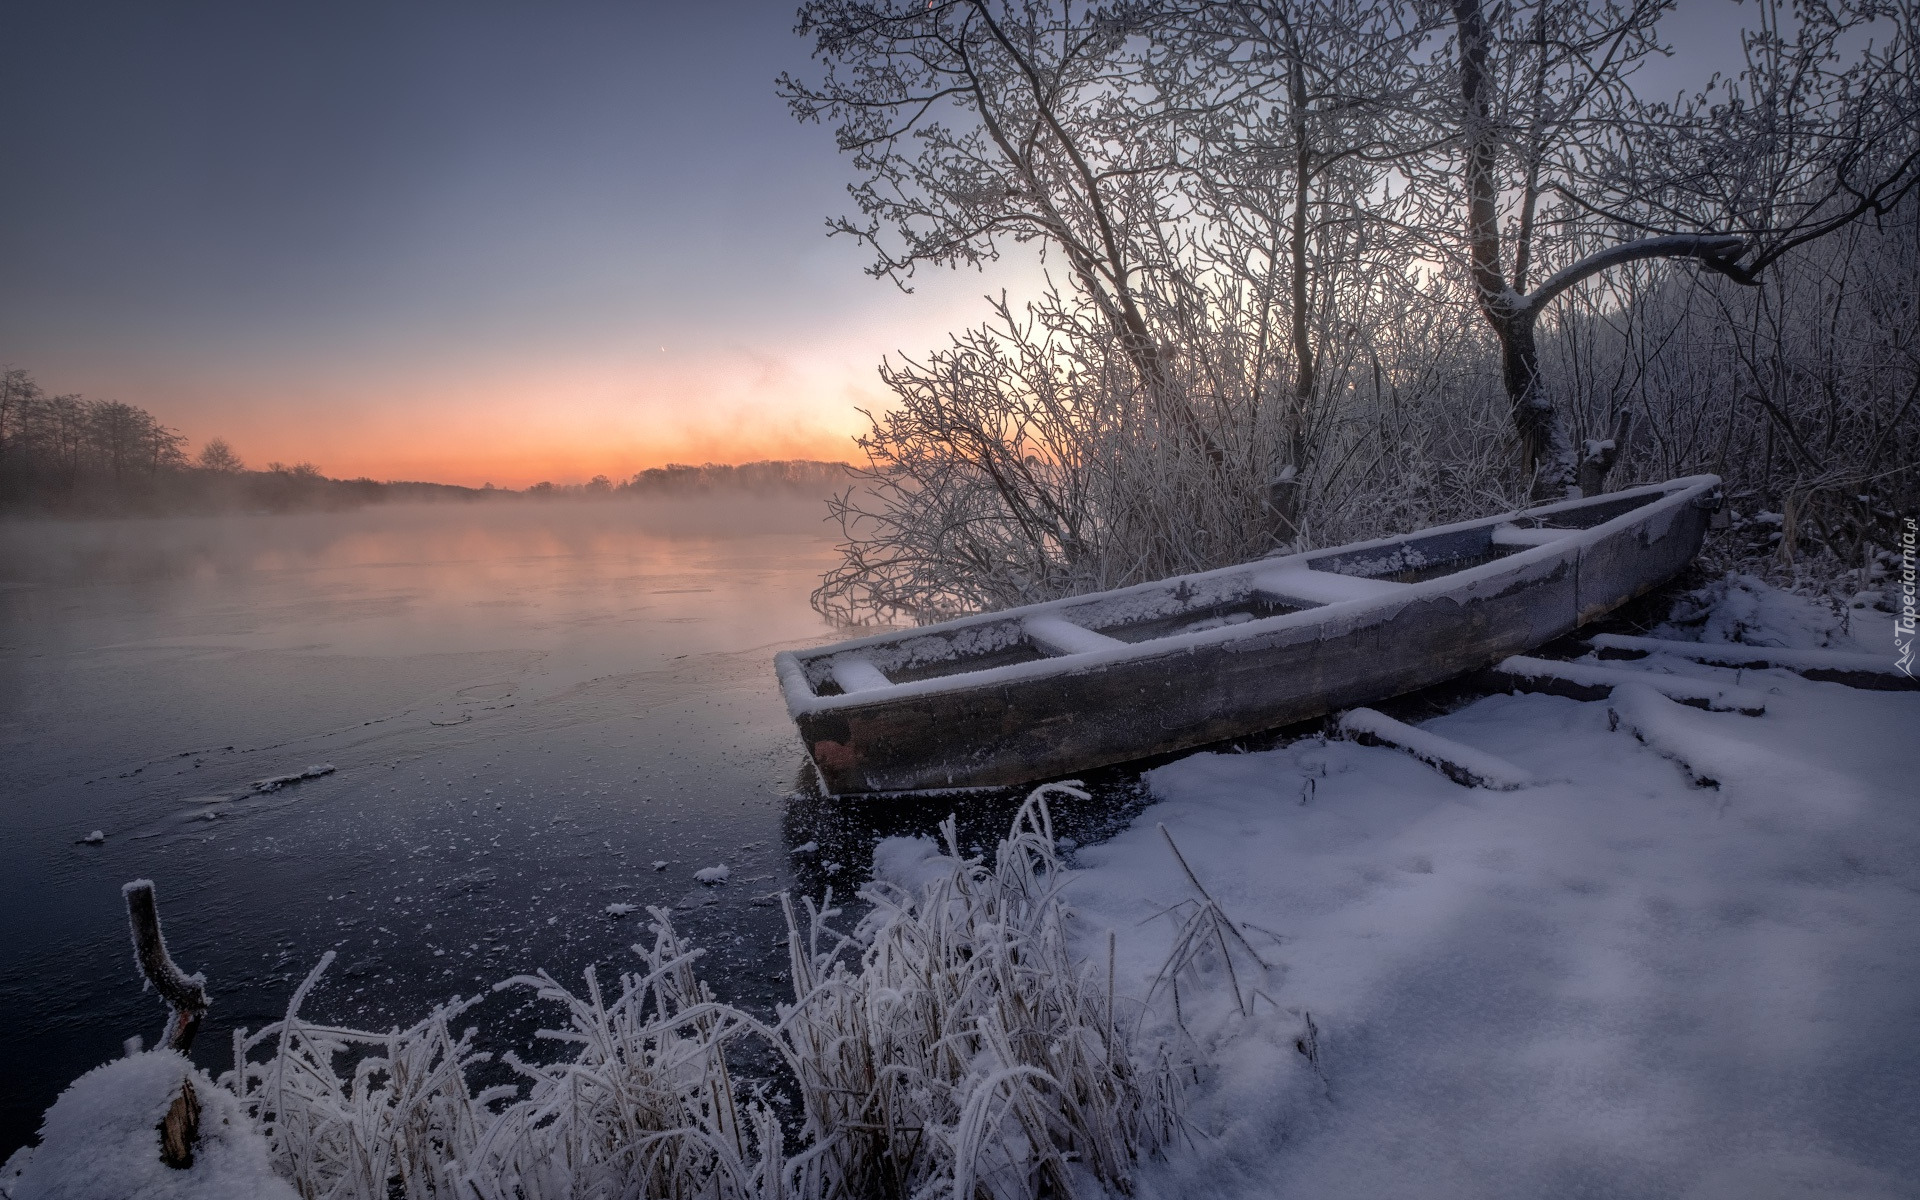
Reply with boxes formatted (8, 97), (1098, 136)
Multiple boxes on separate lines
(0, 498), (856, 1156)
(0, 496), (1161, 1158)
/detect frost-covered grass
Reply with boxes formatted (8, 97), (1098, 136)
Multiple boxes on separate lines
(189, 785), (1185, 1200)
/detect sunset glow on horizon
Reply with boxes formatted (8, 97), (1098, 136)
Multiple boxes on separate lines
(0, 0), (1047, 491)
(58, 346), (901, 489)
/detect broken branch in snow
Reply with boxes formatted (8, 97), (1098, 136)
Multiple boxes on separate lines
(158, 1077), (199, 1170)
(1335, 708), (1535, 790)
(1588, 635), (1918, 691)
(1483, 655), (1768, 715)
(249, 763), (336, 793)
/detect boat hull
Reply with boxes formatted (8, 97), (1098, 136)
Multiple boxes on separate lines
(778, 477), (1719, 795)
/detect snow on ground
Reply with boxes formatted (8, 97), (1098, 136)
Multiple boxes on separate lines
(11, 575), (1911, 1199)
(2, 1050), (294, 1200)
(1066, 578), (1919, 1199)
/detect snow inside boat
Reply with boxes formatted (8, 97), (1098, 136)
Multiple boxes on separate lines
(776, 475), (1723, 795)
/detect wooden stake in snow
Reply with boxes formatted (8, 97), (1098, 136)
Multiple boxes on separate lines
(123, 880), (209, 1053)
(159, 1077), (199, 1171)
(122, 879), (208, 1170)
(1336, 708), (1536, 790)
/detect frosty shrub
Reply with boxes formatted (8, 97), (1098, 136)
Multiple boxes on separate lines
(778, 783), (1187, 1197)
(221, 785), (1188, 1199)
(815, 295), (1286, 623)
(814, 290), (1519, 625)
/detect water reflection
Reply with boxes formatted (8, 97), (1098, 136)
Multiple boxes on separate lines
(0, 500), (850, 1155)
(0, 498), (1164, 1159)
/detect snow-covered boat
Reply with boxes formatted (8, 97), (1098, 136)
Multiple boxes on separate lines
(776, 475), (1723, 795)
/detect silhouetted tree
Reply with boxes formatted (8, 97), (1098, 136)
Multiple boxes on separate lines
(197, 437), (245, 473)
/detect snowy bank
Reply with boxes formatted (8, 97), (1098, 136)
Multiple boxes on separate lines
(1065, 576), (1919, 1198)
(2, 1050), (293, 1200)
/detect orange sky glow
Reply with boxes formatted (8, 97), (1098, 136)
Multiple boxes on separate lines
(43, 256), (1046, 490)
(129, 351), (887, 489)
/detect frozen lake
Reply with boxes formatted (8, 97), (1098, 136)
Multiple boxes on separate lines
(0, 499), (892, 1154)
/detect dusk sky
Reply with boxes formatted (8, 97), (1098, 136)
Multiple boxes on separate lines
(2, 0), (1740, 488)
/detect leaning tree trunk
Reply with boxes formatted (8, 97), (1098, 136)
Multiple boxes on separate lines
(1451, 0), (1749, 501)
(1498, 314), (1579, 497)
(1453, 0), (1577, 500)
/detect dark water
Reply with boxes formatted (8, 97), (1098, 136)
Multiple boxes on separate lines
(0, 499), (1161, 1158)
(0, 500), (844, 1155)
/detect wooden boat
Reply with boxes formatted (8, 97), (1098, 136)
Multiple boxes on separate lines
(776, 475), (1723, 795)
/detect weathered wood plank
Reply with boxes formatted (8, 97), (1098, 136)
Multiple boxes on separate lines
(1489, 523), (1567, 548)
(1252, 567), (1409, 605)
(1336, 708), (1535, 789)
(1486, 655), (1767, 715)
(829, 656), (893, 694)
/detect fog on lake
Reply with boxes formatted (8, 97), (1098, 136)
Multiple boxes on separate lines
(0, 498), (858, 1156)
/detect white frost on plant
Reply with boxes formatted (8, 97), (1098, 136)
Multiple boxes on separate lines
(166, 786), (1185, 1200)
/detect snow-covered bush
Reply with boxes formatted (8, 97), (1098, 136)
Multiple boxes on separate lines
(778, 783), (1188, 1197)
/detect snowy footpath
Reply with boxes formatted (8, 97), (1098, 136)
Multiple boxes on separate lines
(1064, 577), (1920, 1199)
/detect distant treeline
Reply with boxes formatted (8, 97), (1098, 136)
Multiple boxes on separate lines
(531, 460), (853, 498)
(0, 367), (849, 516)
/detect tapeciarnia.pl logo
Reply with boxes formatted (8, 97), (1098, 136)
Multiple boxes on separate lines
(1897, 516), (1916, 678)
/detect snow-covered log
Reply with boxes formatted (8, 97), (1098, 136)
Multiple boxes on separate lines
(1486, 655), (1768, 714)
(1335, 708), (1536, 789)
(1607, 683), (1738, 786)
(1588, 634), (1916, 691)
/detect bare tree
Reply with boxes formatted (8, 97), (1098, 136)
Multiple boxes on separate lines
(197, 437), (246, 473)
(1137, 0), (1444, 536)
(789, 0), (1920, 620)
(784, 0), (1212, 445)
(1435, 0), (1920, 499)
